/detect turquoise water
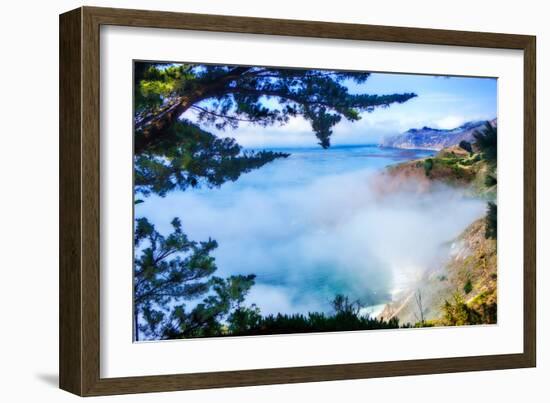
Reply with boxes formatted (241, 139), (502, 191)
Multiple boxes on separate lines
(206, 145), (435, 192)
(137, 145), (485, 316)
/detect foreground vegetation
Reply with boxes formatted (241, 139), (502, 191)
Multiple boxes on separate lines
(227, 295), (406, 337)
(133, 62), (417, 340)
(135, 216), (407, 340)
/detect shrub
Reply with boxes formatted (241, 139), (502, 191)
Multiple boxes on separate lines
(459, 140), (473, 154)
(463, 279), (473, 294)
(473, 122), (497, 164)
(469, 292), (498, 324)
(226, 295), (403, 336)
(485, 173), (497, 187)
(442, 293), (482, 326)
(485, 202), (497, 239)
(423, 158), (434, 176)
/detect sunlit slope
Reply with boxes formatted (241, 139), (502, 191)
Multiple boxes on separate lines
(377, 139), (497, 326)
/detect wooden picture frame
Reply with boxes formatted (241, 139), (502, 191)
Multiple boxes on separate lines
(59, 6), (536, 396)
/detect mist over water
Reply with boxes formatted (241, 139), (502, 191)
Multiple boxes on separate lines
(137, 145), (486, 316)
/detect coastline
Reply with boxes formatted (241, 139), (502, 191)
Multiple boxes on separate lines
(374, 143), (497, 326)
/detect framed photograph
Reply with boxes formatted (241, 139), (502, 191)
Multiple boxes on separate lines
(59, 6), (536, 396)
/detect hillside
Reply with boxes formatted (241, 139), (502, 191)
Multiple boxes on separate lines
(379, 217), (497, 326)
(374, 144), (496, 199)
(376, 125), (497, 327)
(380, 119), (496, 151)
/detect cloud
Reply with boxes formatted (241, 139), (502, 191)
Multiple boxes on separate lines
(228, 117), (316, 148)
(434, 115), (470, 130)
(137, 155), (486, 316)
(182, 85), (494, 148)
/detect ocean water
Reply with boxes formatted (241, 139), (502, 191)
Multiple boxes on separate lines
(136, 145), (485, 317)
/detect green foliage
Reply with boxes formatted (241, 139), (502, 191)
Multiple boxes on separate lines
(441, 293), (482, 326)
(135, 63), (416, 152)
(134, 63), (194, 114)
(472, 121), (498, 195)
(226, 295), (403, 337)
(331, 294), (361, 316)
(413, 321), (435, 328)
(459, 140), (473, 154)
(463, 278), (473, 294)
(134, 63), (417, 199)
(135, 119), (288, 196)
(132, 62), (420, 340)
(227, 305), (263, 334)
(423, 158), (434, 176)
(459, 157), (474, 166)
(473, 122), (497, 164)
(469, 292), (498, 324)
(484, 173), (497, 187)
(133, 217), (255, 340)
(485, 202), (497, 239)
(441, 291), (497, 326)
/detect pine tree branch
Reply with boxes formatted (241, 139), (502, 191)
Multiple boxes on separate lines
(190, 105), (267, 123)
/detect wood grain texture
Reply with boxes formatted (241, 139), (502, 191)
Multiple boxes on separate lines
(84, 353), (533, 396)
(59, 6), (537, 396)
(59, 8), (83, 396)
(523, 38), (536, 367)
(85, 6), (532, 49)
(80, 6), (102, 396)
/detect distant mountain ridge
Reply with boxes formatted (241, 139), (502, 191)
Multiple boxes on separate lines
(380, 119), (497, 151)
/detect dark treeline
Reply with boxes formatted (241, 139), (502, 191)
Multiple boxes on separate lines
(459, 121), (498, 239)
(228, 312), (402, 337)
(226, 295), (404, 338)
(474, 122), (498, 240)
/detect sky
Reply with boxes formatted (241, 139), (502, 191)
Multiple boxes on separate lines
(185, 71), (497, 148)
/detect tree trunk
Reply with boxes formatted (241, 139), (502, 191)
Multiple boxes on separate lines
(134, 97), (194, 155)
(134, 66), (252, 155)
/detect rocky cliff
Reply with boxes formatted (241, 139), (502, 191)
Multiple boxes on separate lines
(373, 144), (495, 198)
(380, 119), (496, 151)
(376, 138), (497, 326)
(379, 217), (497, 326)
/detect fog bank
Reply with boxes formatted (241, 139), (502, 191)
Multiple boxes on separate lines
(137, 147), (485, 316)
